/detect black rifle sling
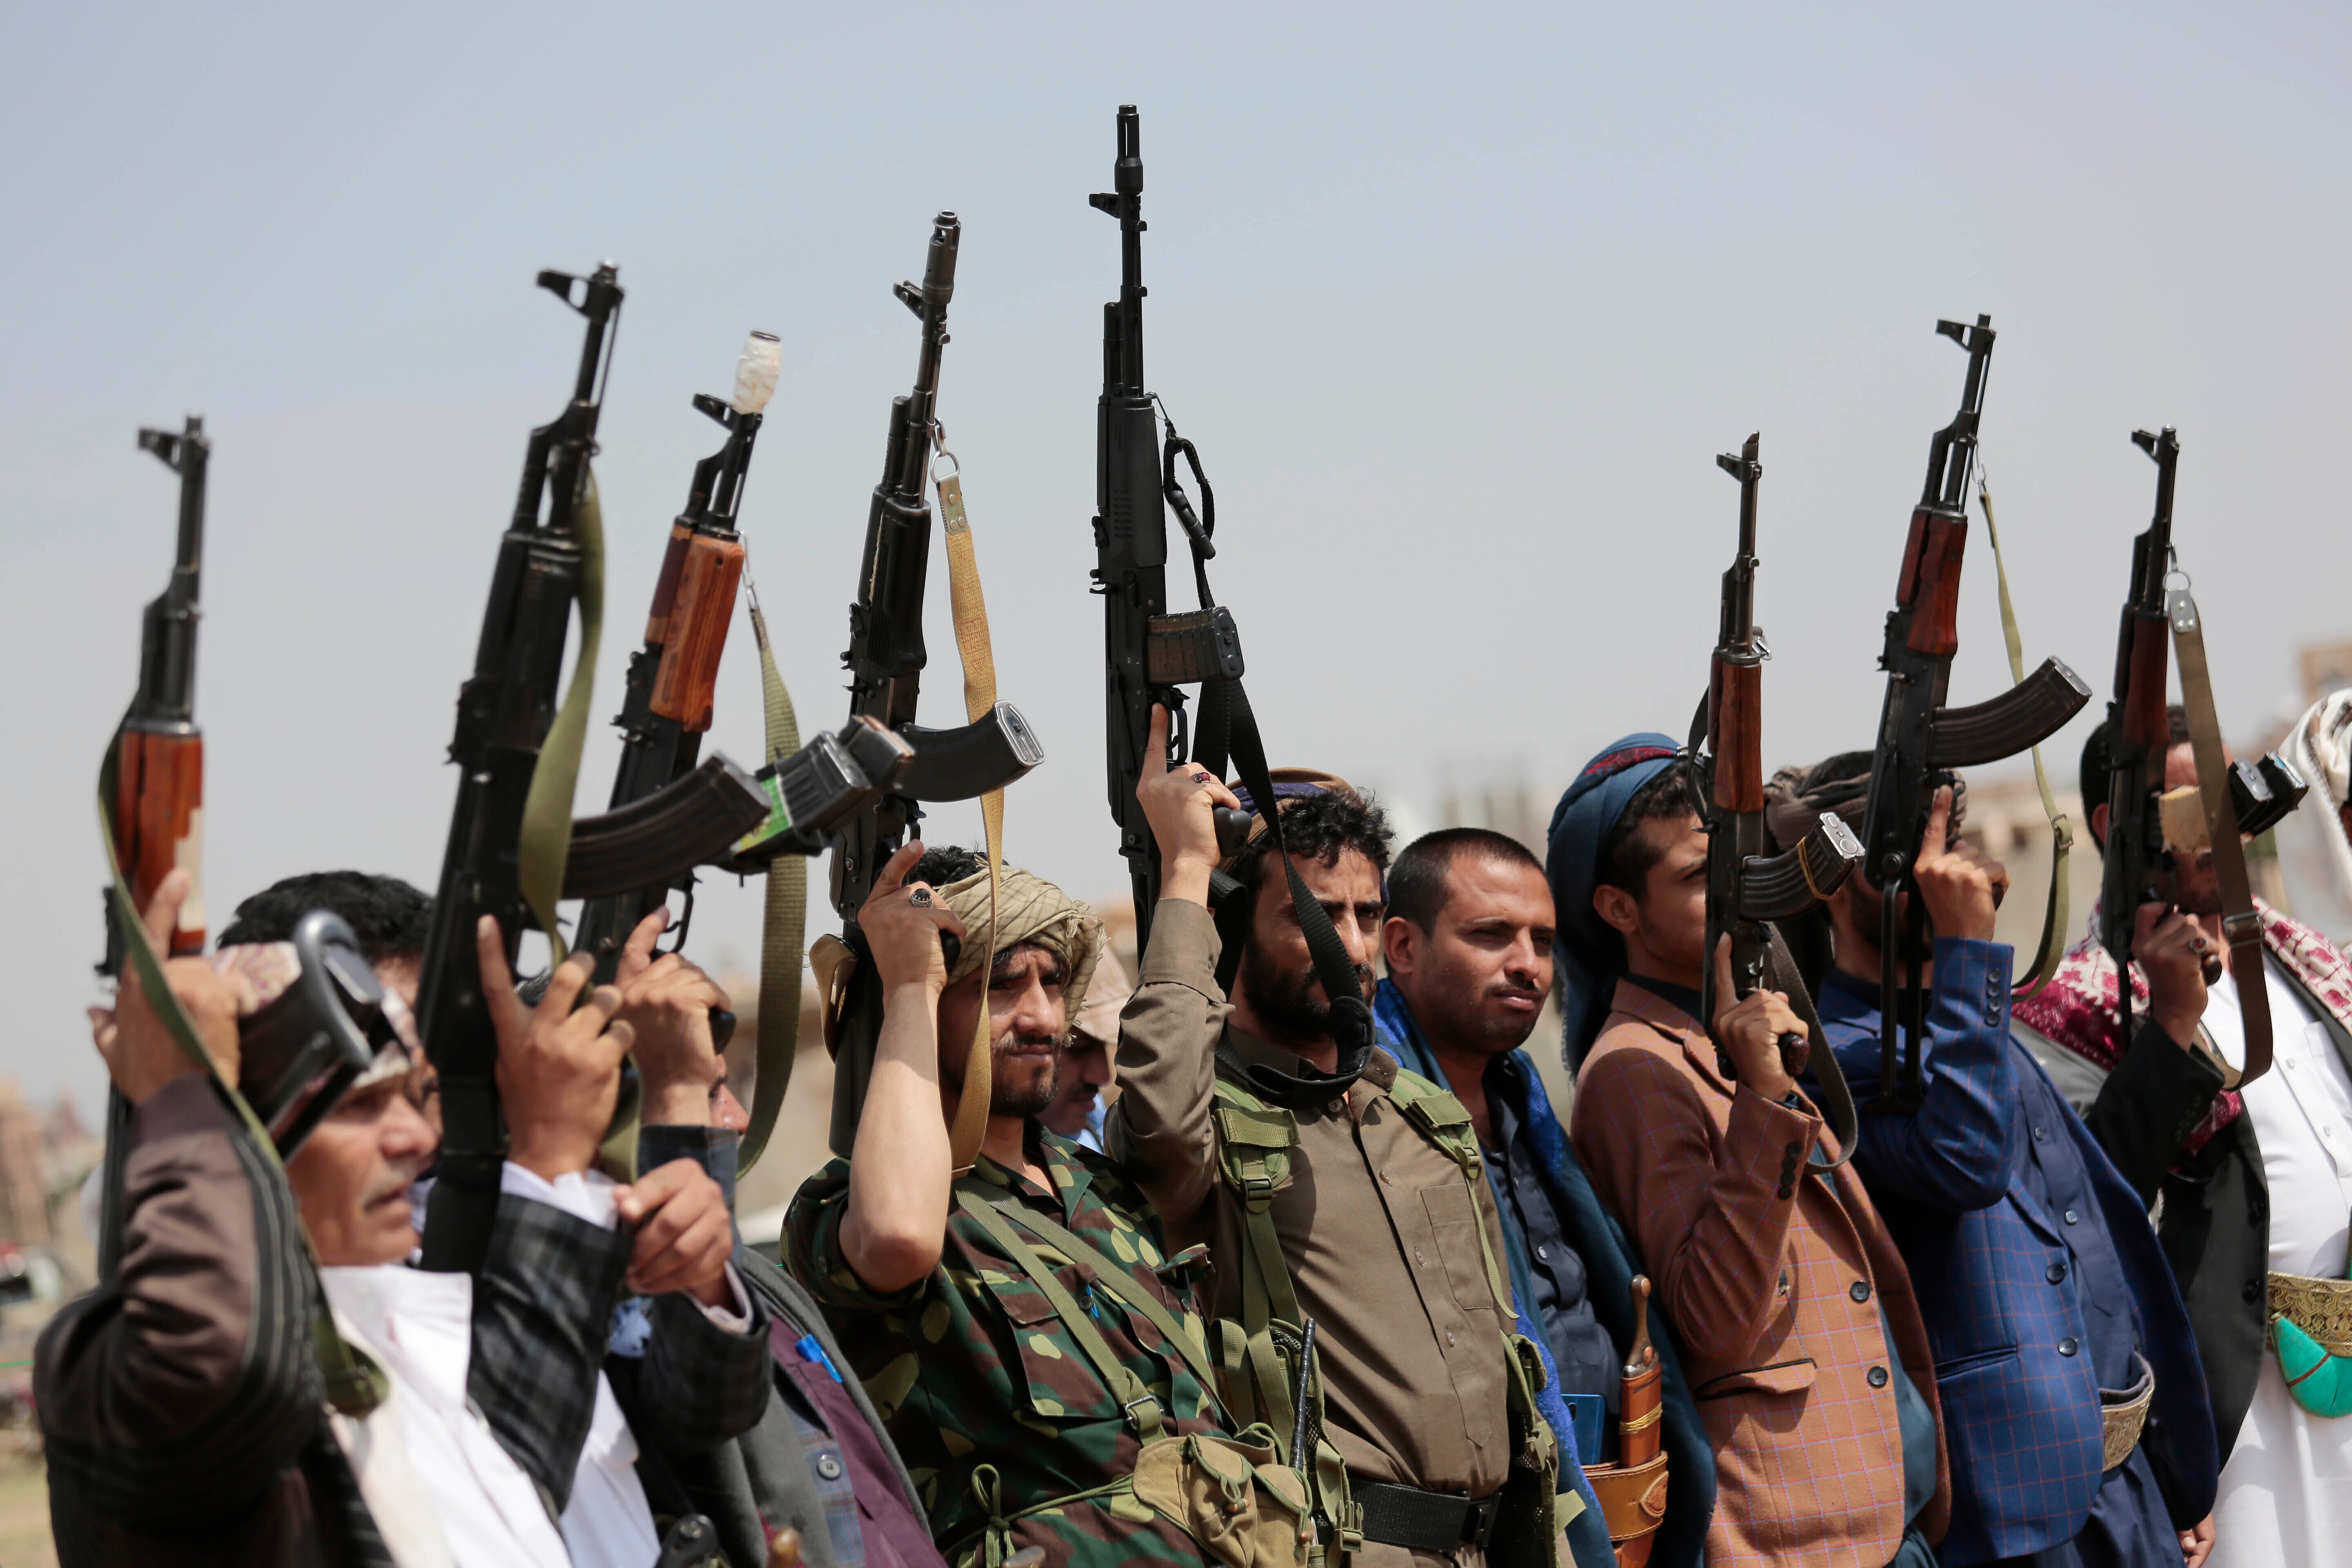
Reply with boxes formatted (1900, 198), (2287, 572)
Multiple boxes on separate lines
(1213, 677), (1376, 1108)
(1766, 922), (1858, 1170)
(2170, 584), (2272, 1086)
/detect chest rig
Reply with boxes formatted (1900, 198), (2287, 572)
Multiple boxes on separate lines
(1210, 1063), (1562, 1565)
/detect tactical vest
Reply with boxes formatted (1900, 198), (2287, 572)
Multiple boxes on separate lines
(1210, 1066), (1562, 1566)
(944, 1180), (1319, 1568)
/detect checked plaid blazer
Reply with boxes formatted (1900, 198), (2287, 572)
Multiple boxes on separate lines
(1569, 979), (1950, 1568)
(1814, 940), (2218, 1565)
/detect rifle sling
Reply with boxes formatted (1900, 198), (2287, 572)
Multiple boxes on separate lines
(516, 468), (605, 964)
(952, 1187), (1167, 1439)
(1211, 677), (1374, 1109)
(1767, 922), (1858, 1170)
(1976, 478), (2073, 998)
(938, 465), (1000, 1174)
(984, 1196), (1226, 1403)
(741, 583), (803, 1173)
(2169, 585), (2272, 1086)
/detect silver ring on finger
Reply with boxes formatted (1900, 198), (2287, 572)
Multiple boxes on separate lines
(909, 887), (934, 909)
(1192, 771), (1212, 784)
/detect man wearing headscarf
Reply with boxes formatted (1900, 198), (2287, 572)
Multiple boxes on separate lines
(1112, 710), (1571, 1568)
(1549, 734), (1949, 1568)
(1769, 754), (2218, 1568)
(787, 842), (1307, 1568)
(2012, 709), (2352, 1568)
(1043, 942), (1134, 1151)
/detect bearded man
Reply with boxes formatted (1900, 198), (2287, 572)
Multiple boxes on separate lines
(1111, 712), (1569, 1568)
(787, 842), (1307, 1568)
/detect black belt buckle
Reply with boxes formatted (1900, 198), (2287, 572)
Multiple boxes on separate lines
(1461, 1493), (1499, 1550)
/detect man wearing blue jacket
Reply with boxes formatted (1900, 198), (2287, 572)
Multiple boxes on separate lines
(1770, 755), (2218, 1568)
(1378, 826), (1715, 1568)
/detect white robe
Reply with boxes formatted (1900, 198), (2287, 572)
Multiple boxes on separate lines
(321, 1264), (571, 1568)
(2201, 962), (2352, 1568)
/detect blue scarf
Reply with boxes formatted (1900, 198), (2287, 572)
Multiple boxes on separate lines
(1546, 733), (1682, 1070)
(1375, 975), (1718, 1568)
(1375, 980), (1608, 1555)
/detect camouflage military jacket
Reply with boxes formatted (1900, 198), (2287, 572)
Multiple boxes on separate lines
(787, 1129), (1224, 1567)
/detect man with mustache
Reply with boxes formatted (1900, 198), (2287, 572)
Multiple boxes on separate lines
(37, 870), (731, 1567)
(2014, 708), (2352, 1568)
(788, 842), (1306, 1568)
(1378, 828), (1714, 1568)
(1111, 714), (1571, 1568)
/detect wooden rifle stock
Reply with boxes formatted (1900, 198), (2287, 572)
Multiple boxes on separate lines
(99, 414), (211, 1282)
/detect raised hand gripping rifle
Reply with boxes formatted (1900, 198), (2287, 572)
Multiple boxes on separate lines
(1858, 316), (2092, 1111)
(416, 265), (621, 1275)
(822, 213), (1043, 1156)
(1087, 102), (1372, 1099)
(2096, 427), (2302, 1087)
(1689, 434), (1863, 1161)
(94, 415), (209, 1279)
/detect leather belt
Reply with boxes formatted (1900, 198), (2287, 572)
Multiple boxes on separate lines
(1352, 1479), (1499, 1554)
(2099, 1353), (2154, 1472)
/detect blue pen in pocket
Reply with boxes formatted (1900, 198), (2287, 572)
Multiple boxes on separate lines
(795, 1333), (845, 1383)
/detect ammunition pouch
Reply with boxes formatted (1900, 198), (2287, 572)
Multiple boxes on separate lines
(949, 1431), (1314, 1568)
(945, 1184), (1315, 1568)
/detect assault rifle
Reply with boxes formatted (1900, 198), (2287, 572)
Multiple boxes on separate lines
(820, 213), (1044, 1155)
(1087, 104), (1370, 1102)
(1857, 316), (2091, 1111)
(2096, 426), (2303, 1086)
(826, 212), (1042, 926)
(569, 332), (789, 1003)
(95, 415), (209, 1280)
(1090, 104), (1248, 953)
(1689, 434), (1862, 1156)
(416, 265), (623, 1275)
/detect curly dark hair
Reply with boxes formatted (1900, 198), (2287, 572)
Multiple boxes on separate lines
(1213, 788), (1392, 989)
(911, 843), (984, 887)
(216, 871), (432, 962)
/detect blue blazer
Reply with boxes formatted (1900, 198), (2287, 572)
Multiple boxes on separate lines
(1813, 939), (2218, 1563)
(1377, 982), (1717, 1568)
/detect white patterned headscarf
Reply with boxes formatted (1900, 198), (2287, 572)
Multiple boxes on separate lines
(2288, 688), (2352, 912)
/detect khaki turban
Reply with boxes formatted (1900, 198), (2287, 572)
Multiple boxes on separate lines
(813, 862), (1105, 1158)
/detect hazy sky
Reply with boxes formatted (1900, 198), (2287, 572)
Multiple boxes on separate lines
(4, 3), (2347, 1112)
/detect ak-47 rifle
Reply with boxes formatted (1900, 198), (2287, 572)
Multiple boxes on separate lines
(1089, 105), (1249, 954)
(821, 213), (1043, 1153)
(415, 265), (622, 1275)
(95, 415), (209, 1280)
(1689, 434), (1862, 1156)
(1858, 315), (2091, 1110)
(2096, 426), (2303, 1087)
(569, 332), (788, 1000)
(1087, 102), (1370, 1098)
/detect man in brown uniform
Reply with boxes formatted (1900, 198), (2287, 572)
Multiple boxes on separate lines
(1111, 711), (1564, 1568)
